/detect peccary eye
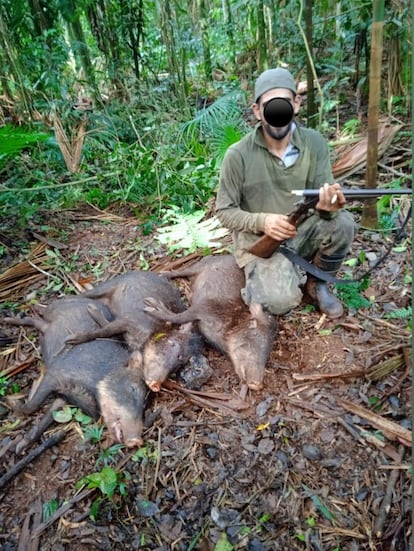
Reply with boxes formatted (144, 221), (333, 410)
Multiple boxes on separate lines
(130, 383), (140, 396)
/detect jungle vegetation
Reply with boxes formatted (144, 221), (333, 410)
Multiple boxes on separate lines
(0, 0), (411, 231)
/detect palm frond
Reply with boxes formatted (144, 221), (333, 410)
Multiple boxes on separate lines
(209, 125), (245, 162)
(179, 91), (247, 142)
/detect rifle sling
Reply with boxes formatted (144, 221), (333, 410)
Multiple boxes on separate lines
(278, 245), (350, 283)
(278, 202), (412, 284)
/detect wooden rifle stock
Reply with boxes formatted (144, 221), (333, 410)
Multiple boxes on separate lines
(248, 197), (318, 258)
(247, 187), (411, 259)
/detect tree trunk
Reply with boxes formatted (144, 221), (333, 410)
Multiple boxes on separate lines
(60, 0), (103, 106)
(27, 0), (55, 35)
(199, 0), (212, 81)
(222, 0), (235, 68)
(361, 0), (385, 228)
(256, 0), (267, 72)
(159, 0), (188, 109)
(305, 0), (316, 127)
(124, 0), (144, 79)
(0, 7), (32, 117)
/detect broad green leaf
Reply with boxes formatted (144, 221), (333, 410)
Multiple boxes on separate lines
(214, 533), (234, 551)
(52, 406), (74, 423)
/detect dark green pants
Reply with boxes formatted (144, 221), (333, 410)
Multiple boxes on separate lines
(242, 210), (356, 314)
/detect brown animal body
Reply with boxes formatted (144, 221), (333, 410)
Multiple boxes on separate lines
(5, 296), (146, 448)
(144, 255), (277, 390)
(67, 271), (201, 391)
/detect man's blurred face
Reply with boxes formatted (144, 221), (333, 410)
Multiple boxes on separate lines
(253, 88), (301, 140)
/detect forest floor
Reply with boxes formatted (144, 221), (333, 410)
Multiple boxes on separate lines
(0, 179), (412, 550)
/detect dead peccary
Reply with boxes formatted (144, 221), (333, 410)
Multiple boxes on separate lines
(141, 323), (202, 392)
(6, 296), (114, 362)
(144, 255), (277, 392)
(65, 271), (201, 391)
(5, 297), (147, 448)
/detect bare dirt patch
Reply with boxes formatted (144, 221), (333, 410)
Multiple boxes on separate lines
(0, 204), (411, 551)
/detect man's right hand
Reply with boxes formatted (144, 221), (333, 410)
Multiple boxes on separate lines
(263, 213), (297, 241)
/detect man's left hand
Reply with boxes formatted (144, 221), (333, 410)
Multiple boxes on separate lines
(316, 183), (346, 212)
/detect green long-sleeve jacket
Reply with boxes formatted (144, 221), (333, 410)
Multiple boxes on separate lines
(215, 123), (334, 267)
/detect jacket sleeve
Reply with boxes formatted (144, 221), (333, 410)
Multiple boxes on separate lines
(310, 132), (334, 186)
(215, 148), (267, 233)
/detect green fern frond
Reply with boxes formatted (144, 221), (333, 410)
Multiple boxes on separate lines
(335, 279), (372, 310)
(0, 125), (49, 156)
(0, 125), (50, 170)
(384, 306), (412, 320)
(155, 207), (229, 253)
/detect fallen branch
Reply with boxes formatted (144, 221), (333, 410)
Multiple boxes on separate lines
(338, 399), (412, 445)
(33, 487), (94, 538)
(0, 430), (66, 491)
(373, 445), (405, 538)
(17, 498), (42, 551)
(337, 417), (401, 461)
(377, 348), (412, 406)
(287, 397), (402, 461)
(292, 369), (366, 382)
(162, 380), (250, 413)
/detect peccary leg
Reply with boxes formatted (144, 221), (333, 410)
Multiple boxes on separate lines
(66, 319), (141, 345)
(27, 365), (47, 401)
(144, 297), (199, 324)
(20, 377), (58, 414)
(4, 317), (48, 333)
(23, 377), (99, 419)
(83, 281), (126, 301)
(86, 303), (112, 327)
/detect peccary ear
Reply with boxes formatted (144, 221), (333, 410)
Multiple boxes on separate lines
(249, 302), (265, 319)
(179, 322), (194, 334)
(129, 350), (143, 370)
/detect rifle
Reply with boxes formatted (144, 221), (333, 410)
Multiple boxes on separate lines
(247, 187), (412, 259)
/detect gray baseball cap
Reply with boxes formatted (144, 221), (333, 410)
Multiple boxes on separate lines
(254, 68), (297, 101)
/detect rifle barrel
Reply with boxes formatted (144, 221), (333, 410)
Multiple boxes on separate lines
(291, 188), (412, 198)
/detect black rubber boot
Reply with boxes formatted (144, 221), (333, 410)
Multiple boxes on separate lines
(305, 252), (345, 318)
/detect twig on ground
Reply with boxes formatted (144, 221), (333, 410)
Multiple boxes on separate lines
(162, 380), (250, 413)
(338, 399), (412, 445)
(335, 416), (403, 461)
(17, 498), (42, 551)
(0, 354), (38, 378)
(377, 348), (412, 407)
(152, 252), (200, 273)
(0, 430), (66, 491)
(373, 445), (405, 538)
(292, 369), (366, 382)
